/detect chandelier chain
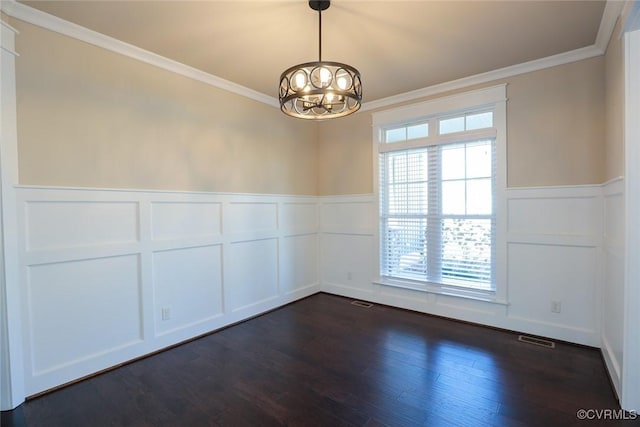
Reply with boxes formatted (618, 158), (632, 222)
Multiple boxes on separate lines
(318, 7), (322, 62)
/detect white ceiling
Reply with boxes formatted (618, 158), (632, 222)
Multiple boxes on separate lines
(19, 0), (607, 103)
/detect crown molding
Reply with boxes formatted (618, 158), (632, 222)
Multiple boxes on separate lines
(0, 0), (278, 108)
(1, 14), (19, 56)
(360, 44), (604, 112)
(595, 0), (626, 51)
(362, 0), (624, 113)
(1, 0), (626, 114)
(1, 16), (19, 34)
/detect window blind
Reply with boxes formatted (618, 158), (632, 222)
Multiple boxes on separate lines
(379, 139), (495, 291)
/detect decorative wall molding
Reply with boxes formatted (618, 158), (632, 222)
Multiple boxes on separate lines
(364, 1), (624, 112)
(603, 177), (625, 259)
(0, 0), (631, 405)
(0, 0), (277, 108)
(506, 184), (602, 247)
(602, 332), (622, 397)
(601, 177), (625, 399)
(361, 45), (604, 112)
(5, 178), (629, 402)
(318, 183), (609, 347)
(622, 26), (640, 411)
(0, 19), (19, 56)
(597, 0), (626, 50)
(0, 0), (623, 113)
(1, 14), (24, 411)
(15, 186), (319, 396)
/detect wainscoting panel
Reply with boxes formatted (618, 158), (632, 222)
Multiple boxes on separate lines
(25, 200), (139, 251)
(279, 234), (318, 295)
(319, 195), (378, 300)
(318, 186), (604, 346)
(225, 202), (278, 235)
(150, 201), (221, 241)
(13, 184), (615, 397)
(27, 255), (143, 375)
(507, 187), (600, 238)
(152, 245), (223, 335)
(320, 195), (377, 235)
(601, 177), (625, 397)
(507, 243), (598, 331)
(226, 238), (279, 313)
(16, 187), (320, 396)
(320, 233), (376, 295)
(280, 202), (318, 233)
(505, 185), (602, 344)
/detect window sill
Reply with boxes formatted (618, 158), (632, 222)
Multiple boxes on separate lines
(373, 277), (509, 306)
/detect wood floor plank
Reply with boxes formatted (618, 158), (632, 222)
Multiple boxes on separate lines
(2, 293), (635, 427)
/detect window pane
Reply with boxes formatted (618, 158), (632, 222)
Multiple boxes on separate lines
(407, 123), (429, 140)
(442, 181), (465, 215)
(386, 127), (406, 143)
(467, 178), (492, 215)
(466, 111), (493, 130)
(465, 141), (492, 178)
(441, 219), (492, 287)
(407, 183), (428, 214)
(406, 150), (429, 181)
(441, 144), (465, 180)
(388, 153), (406, 183)
(387, 183), (407, 214)
(383, 218), (427, 280)
(439, 116), (464, 135)
(384, 150), (429, 215)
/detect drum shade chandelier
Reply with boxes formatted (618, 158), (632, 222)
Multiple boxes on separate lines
(279, 0), (362, 120)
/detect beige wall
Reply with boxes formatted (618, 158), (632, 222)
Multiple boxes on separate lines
(318, 56), (606, 194)
(14, 17), (608, 196)
(605, 19), (625, 180)
(506, 57), (604, 187)
(317, 112), (373, 195)
(14, 19), (318, 195)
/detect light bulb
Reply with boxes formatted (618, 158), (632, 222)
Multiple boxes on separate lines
(295, 72), (306, 90)
(320, 67), (331, 84)
(337, 77), (347, 90)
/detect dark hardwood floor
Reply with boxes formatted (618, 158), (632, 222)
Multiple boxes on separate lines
(2, 293), (636, 426)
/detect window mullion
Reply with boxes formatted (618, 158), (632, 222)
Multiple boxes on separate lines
(379, 153), (389, 276)
(426, 146), (441, 283)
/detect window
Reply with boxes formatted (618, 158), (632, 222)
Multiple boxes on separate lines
(439, 111), (493, 134)
(373, 85), (506, 300)
(380, 139), (494, 290)
(383, 122), (429, 143)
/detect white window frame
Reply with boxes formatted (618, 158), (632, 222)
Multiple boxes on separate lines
(372, 85), (507, 304)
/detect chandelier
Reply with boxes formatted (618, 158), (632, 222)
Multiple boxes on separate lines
(279, 0), (362, 120)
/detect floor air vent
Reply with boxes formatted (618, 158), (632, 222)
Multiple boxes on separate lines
(518, 335), (555, 349)
(351, 300), (373, 308)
